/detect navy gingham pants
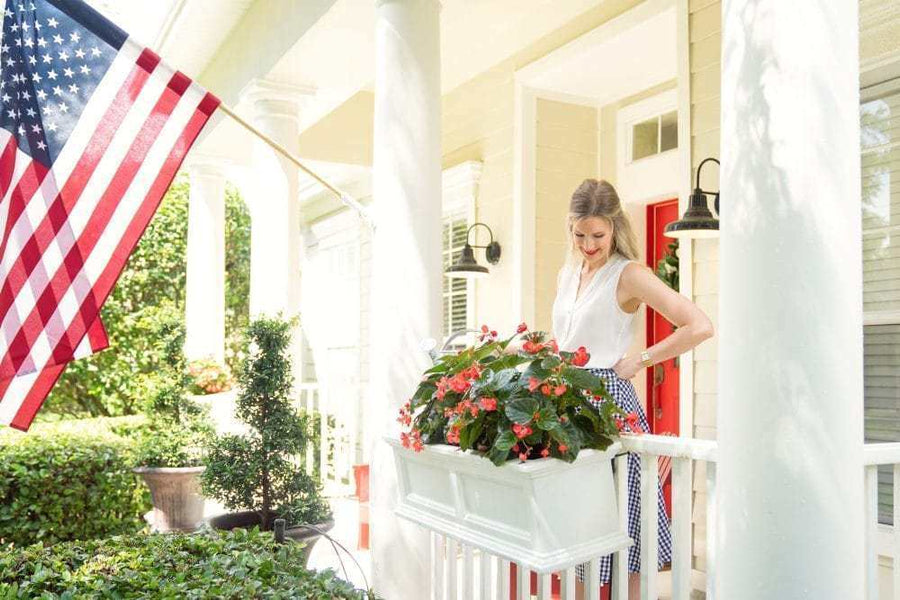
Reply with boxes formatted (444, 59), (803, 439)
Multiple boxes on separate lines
(575, 368), (673, 584)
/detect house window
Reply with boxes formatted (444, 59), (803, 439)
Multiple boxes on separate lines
(861, 79), (900, 525)
(631, 110), (678, 161)
(442, 212), (470, 342)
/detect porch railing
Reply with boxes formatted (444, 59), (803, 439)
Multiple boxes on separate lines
(426, 434), (718, 600)
(864, 443), (900, 600)
(296, 383), (361, 496)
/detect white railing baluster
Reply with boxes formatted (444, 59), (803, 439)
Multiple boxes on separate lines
(478, 550), (494, 600)
(560, 567), (575, 600)
(318, 387), (329, 483)
(671, 456), (692, 600)
(499, 559), (510, 600)
(640, 452), (658, 600)
(516, 563), (529, 600)
(479, 551), (492, 600)
(613, 453), (629, 600)
(462, 544), (474, 600)
(432, 533), (445, 600)
(447, 538), (459, 600)
(706, 461), (718, 600)
(586, 557), (601, 600)
(867, 464), (880, 600)
(303, 387), (314, 475)
(537, 573), (551, 599)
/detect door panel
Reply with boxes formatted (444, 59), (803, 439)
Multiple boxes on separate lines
(646, 199), (680, 516)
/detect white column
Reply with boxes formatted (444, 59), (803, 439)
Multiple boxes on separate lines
(239, 80), (313, 385)
(184, 158), (227, 364)
(370, 0), (443, 597)
(718, 2), (863, 598)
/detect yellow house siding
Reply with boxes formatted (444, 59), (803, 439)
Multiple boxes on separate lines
(861, 0), (900, 64)
(534, 99), (599, 331)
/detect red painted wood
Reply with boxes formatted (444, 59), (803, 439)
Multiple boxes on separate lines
(645, 199), (680, 515)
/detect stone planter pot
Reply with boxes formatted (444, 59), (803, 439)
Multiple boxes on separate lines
(208, 511), (335, 566)
(133, 466), (206, 532)
(387, 438), (631, 574)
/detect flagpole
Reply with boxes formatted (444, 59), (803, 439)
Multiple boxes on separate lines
(217, 103), (376, 231)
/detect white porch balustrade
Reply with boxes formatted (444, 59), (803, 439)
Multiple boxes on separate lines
(420, 433), (718, 600)
(295, 382), (361, 497)
(399, 438), (900, 599)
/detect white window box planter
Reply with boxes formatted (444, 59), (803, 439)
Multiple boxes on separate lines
(386, 438), (631, 573)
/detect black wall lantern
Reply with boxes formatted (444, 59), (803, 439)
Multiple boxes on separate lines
(445, 223), (502, 279)
(665, 157), (720, 239)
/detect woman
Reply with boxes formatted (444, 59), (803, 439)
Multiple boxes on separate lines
(552, 179), (713, 599)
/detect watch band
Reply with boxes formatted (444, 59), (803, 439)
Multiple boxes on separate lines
(640, 350), (652, 368)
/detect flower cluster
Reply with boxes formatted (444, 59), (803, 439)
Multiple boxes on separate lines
(187, 358), (235, 395)
(399, 324), (626, 465)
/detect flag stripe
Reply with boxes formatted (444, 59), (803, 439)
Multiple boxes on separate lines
(0, 136), (17, 200)
(2, 363), (66, 431)
(0, 67), (191, 377)
(0, 315), (107, 427)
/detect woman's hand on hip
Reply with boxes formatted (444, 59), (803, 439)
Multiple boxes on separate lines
(612, 355), (641, 380)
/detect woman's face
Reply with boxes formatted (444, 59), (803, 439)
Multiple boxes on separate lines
(572, 217), (613, 267)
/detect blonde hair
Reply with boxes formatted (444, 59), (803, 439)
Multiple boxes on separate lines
(566, 179), (639, 262)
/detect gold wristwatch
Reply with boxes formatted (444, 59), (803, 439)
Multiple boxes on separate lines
(640, 350), (653, 368)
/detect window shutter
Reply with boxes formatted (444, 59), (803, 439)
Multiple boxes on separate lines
(442, 212), (471, 342)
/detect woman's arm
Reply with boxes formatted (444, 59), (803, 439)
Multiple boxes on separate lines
(612, 262), (714, 379)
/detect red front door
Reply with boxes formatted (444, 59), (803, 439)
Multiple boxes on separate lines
(646, 199), (680, 513)
(645, 199), (680, 436)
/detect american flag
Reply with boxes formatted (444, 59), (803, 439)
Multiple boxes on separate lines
(0, 0), (219, 430)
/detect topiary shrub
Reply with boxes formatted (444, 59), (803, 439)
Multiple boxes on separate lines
(202, 316), (331, 529)
(0, 528), (376, 599)
(0, 417), (150, 547)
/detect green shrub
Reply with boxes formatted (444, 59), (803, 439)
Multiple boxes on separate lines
(133, 318), (212, 468)
(0, 417), (150, 547)
(0, 528), (375, 599)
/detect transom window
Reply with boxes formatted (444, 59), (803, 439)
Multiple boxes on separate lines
(630, 110), (678, 161)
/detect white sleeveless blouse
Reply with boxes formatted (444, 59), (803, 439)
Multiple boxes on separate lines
(551, 253), (637, 369)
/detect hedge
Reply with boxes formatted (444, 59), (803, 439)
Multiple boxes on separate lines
(0, 528), (375, 599)
(0, 417), (151, 547)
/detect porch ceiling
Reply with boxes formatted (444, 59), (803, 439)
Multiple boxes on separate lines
(518, 4), (677, 105)
(265, 0), (609, 132)
(85, 0), (256, 80)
